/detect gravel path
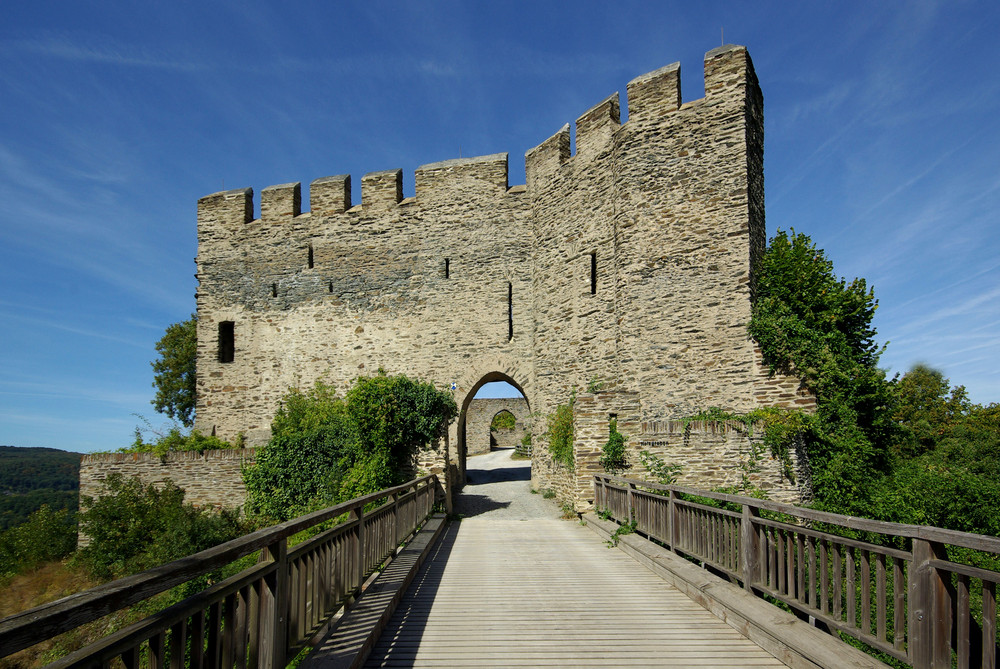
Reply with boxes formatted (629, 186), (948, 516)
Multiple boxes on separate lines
(454, 448), (563, 520)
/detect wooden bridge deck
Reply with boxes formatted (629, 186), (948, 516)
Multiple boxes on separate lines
(363, 517), (788, 668)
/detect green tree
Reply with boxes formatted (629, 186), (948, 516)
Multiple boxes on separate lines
(77, 474), (244, 579)
(243, 373), (457, 521)
(748, 229), (896, 515)
(151, 315), (197, 427)
(893, 363), (970, 456)
(0, 505), (77, 577)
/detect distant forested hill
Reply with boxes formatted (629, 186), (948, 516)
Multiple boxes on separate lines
(0, 445), (81, 530)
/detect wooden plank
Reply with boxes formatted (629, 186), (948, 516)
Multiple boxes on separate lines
(365, 518), (789, 668)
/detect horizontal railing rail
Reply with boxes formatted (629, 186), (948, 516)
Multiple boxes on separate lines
(0, 474), (442, 669)
(594, 474), (1000, 669)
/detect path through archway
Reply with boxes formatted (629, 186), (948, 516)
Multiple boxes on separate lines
(456, 373), (529, 487)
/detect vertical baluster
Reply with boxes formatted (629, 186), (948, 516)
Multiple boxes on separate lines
(894, 558), (906, 652)
(982, 580), (995, 669)
(797, 534), (806, 604)
(768, 528), (778, 590)
(189, 610), (206, 669)
(235, 586), (249, 669)
(861, 550), (871, 635)
(206, 601), (222, 669)
(957, 574), (970, 669)
(150, 633), (166, 669)
(774, 529), (787, 594)
(807, 536), (817, 609)
(846, 547), (856, 629)
(787, 530), (796, 599)
(221, 592), (236, 669)
(121, 644), (140, 669)
(876, 553), (887, 643)
(833, 543), (843, 621)
(169, 619), (187, 669)
(820, 539), (829, 614)
(247, 580), (261, 668)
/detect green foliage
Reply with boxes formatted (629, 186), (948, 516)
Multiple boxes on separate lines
(605, 519), (637, 547)
(490, 410), (517, 432)
(586, 376), (605, 393)
(151, 315), (197, 427)
(893, 364), (971, 457)
(244, 374), (456, 522)
(545, 391), (575, 470)
(0, 505), (77, 577)
(0, 445), (81, 530)
(120, 421), (239, 457)
(638, 450), (682, 485)
(749, 229), (895, 515)
(77, 474), (246, 579)
(599, 418), (629, 475)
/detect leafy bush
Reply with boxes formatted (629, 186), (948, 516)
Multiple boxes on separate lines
(0, 505), (77, 577)
(77, 474), (245, 579)
(121, 423), (239, 457)
(599, 418), (629, 475)
(490, 410), (517, 432)
(243, 373), (456, 522)
(638, 450), (682, 486)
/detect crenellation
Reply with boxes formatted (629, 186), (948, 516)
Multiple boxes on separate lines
(574, 93), (620, 161)
(704, 44), (753, 97)
(414, 153), (509, 199)
(525, 123), (570, 189)
(197, 187), (254, 229)
(310, 175), (351, 215)
(260, 182), (302, 221)
(626, 61), (681, 121)
(361, 169), (403, 208)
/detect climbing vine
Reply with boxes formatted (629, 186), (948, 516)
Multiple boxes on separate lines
(545, 390), (575, 470)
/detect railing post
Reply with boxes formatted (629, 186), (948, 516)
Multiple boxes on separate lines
(626, 481), (636, 525)
(258, 537), (288, 669)
(740, 502), (760, 592)
(668, 489), (678, 553)
(354, 503), (365, 595)
(910, 538), (953, 669)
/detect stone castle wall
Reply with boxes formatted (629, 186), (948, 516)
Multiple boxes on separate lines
(464, 397), (530, 456)
(79, 449), (256, 511)
(191, 44), (813, 509)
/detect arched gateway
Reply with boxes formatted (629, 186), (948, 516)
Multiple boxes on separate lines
(193, 45), (811, 509)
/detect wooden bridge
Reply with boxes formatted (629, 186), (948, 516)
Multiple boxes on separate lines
(2, 456), (998, 669)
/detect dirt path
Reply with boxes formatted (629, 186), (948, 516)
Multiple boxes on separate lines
(454, 448), (562, 520)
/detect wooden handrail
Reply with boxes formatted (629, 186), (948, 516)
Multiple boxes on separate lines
(594, 473), (1000, 669)
(0, 474), (442, 667)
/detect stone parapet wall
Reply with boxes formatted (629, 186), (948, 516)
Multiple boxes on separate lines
(80, 449), (256, 511)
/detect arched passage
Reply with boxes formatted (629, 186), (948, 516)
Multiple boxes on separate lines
(455, 372), (529, 487)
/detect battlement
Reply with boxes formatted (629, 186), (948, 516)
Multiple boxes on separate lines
(197, 45), (757, 230)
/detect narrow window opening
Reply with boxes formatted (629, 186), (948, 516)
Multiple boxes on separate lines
(271, 283), (277, 298)
(307, 244), (314, 269)
(507, 282), (513, 341)
(590, 252), (597, 294)
(445, 258), (450, 279)
(328, 280), (333, 293)
(218, 321), (235, 363)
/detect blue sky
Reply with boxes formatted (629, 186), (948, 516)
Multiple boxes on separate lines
(1, 2), (997, 453)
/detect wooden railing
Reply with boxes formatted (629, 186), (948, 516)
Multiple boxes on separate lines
(595, 474), (1000, 669)
(0, 474), (441, 669)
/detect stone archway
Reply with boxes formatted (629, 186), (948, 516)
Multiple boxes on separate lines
(454, 372), (530, 487)
(465, 399), (530, 456)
